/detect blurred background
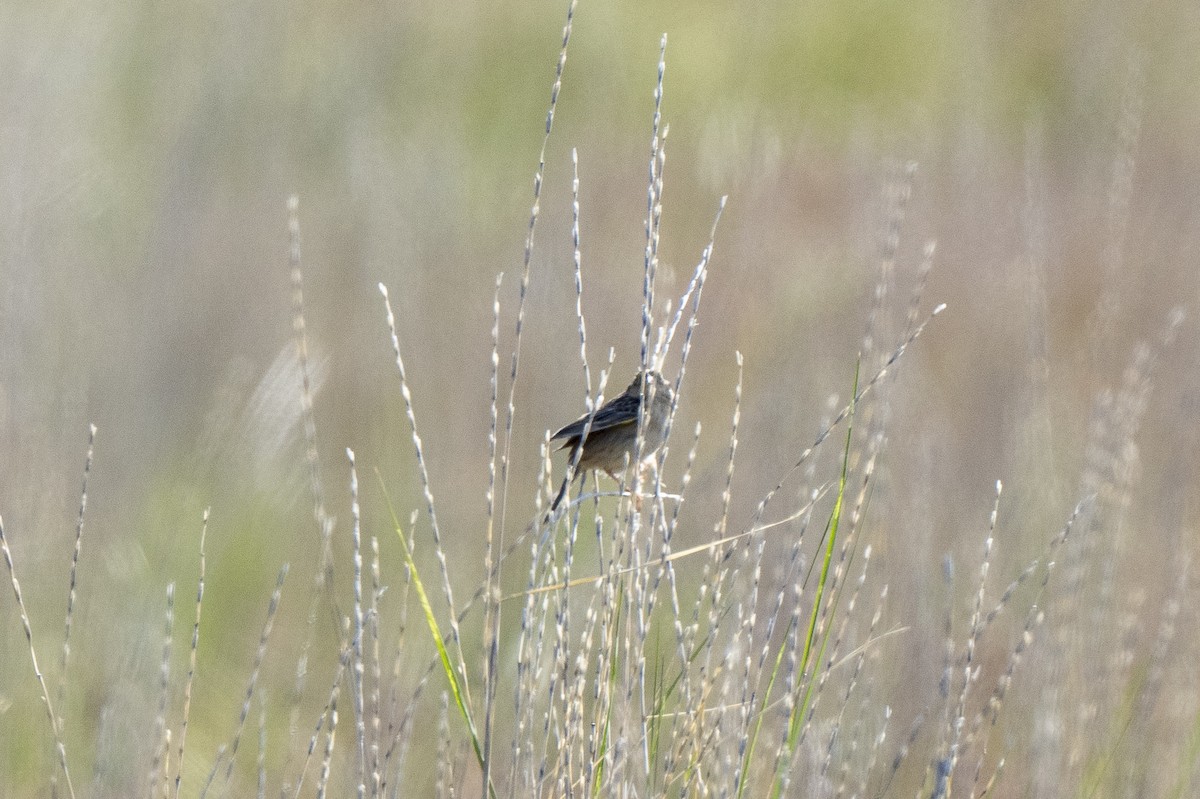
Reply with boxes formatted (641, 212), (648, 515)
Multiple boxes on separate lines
(2, 0), (1200, 795)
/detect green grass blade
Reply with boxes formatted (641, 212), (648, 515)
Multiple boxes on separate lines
(768, 360), (858, 797)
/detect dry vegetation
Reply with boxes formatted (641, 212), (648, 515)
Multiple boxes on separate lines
(2, 1), (1200, 798)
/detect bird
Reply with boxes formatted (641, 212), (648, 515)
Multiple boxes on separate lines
(547, 370), (674, 513)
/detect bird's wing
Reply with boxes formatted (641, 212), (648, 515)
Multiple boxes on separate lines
(550, 393), (640, 441)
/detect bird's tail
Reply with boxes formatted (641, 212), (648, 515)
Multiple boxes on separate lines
(549, 474), (572, 515)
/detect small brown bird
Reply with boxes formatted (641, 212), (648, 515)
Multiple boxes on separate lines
(548, 370), (674, 513)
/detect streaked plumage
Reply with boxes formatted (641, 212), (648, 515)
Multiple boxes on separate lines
(549, 370), (674, 511)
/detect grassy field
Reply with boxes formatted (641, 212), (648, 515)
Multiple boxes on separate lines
(2, 1), (1199, 796)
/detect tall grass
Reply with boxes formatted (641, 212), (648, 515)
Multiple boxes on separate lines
(2, 6), (1197, 799)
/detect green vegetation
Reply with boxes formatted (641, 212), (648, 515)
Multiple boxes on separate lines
(2, 1), (1198, 797)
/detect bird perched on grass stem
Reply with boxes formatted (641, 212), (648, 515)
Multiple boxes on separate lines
(548, 370), (674, 513)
